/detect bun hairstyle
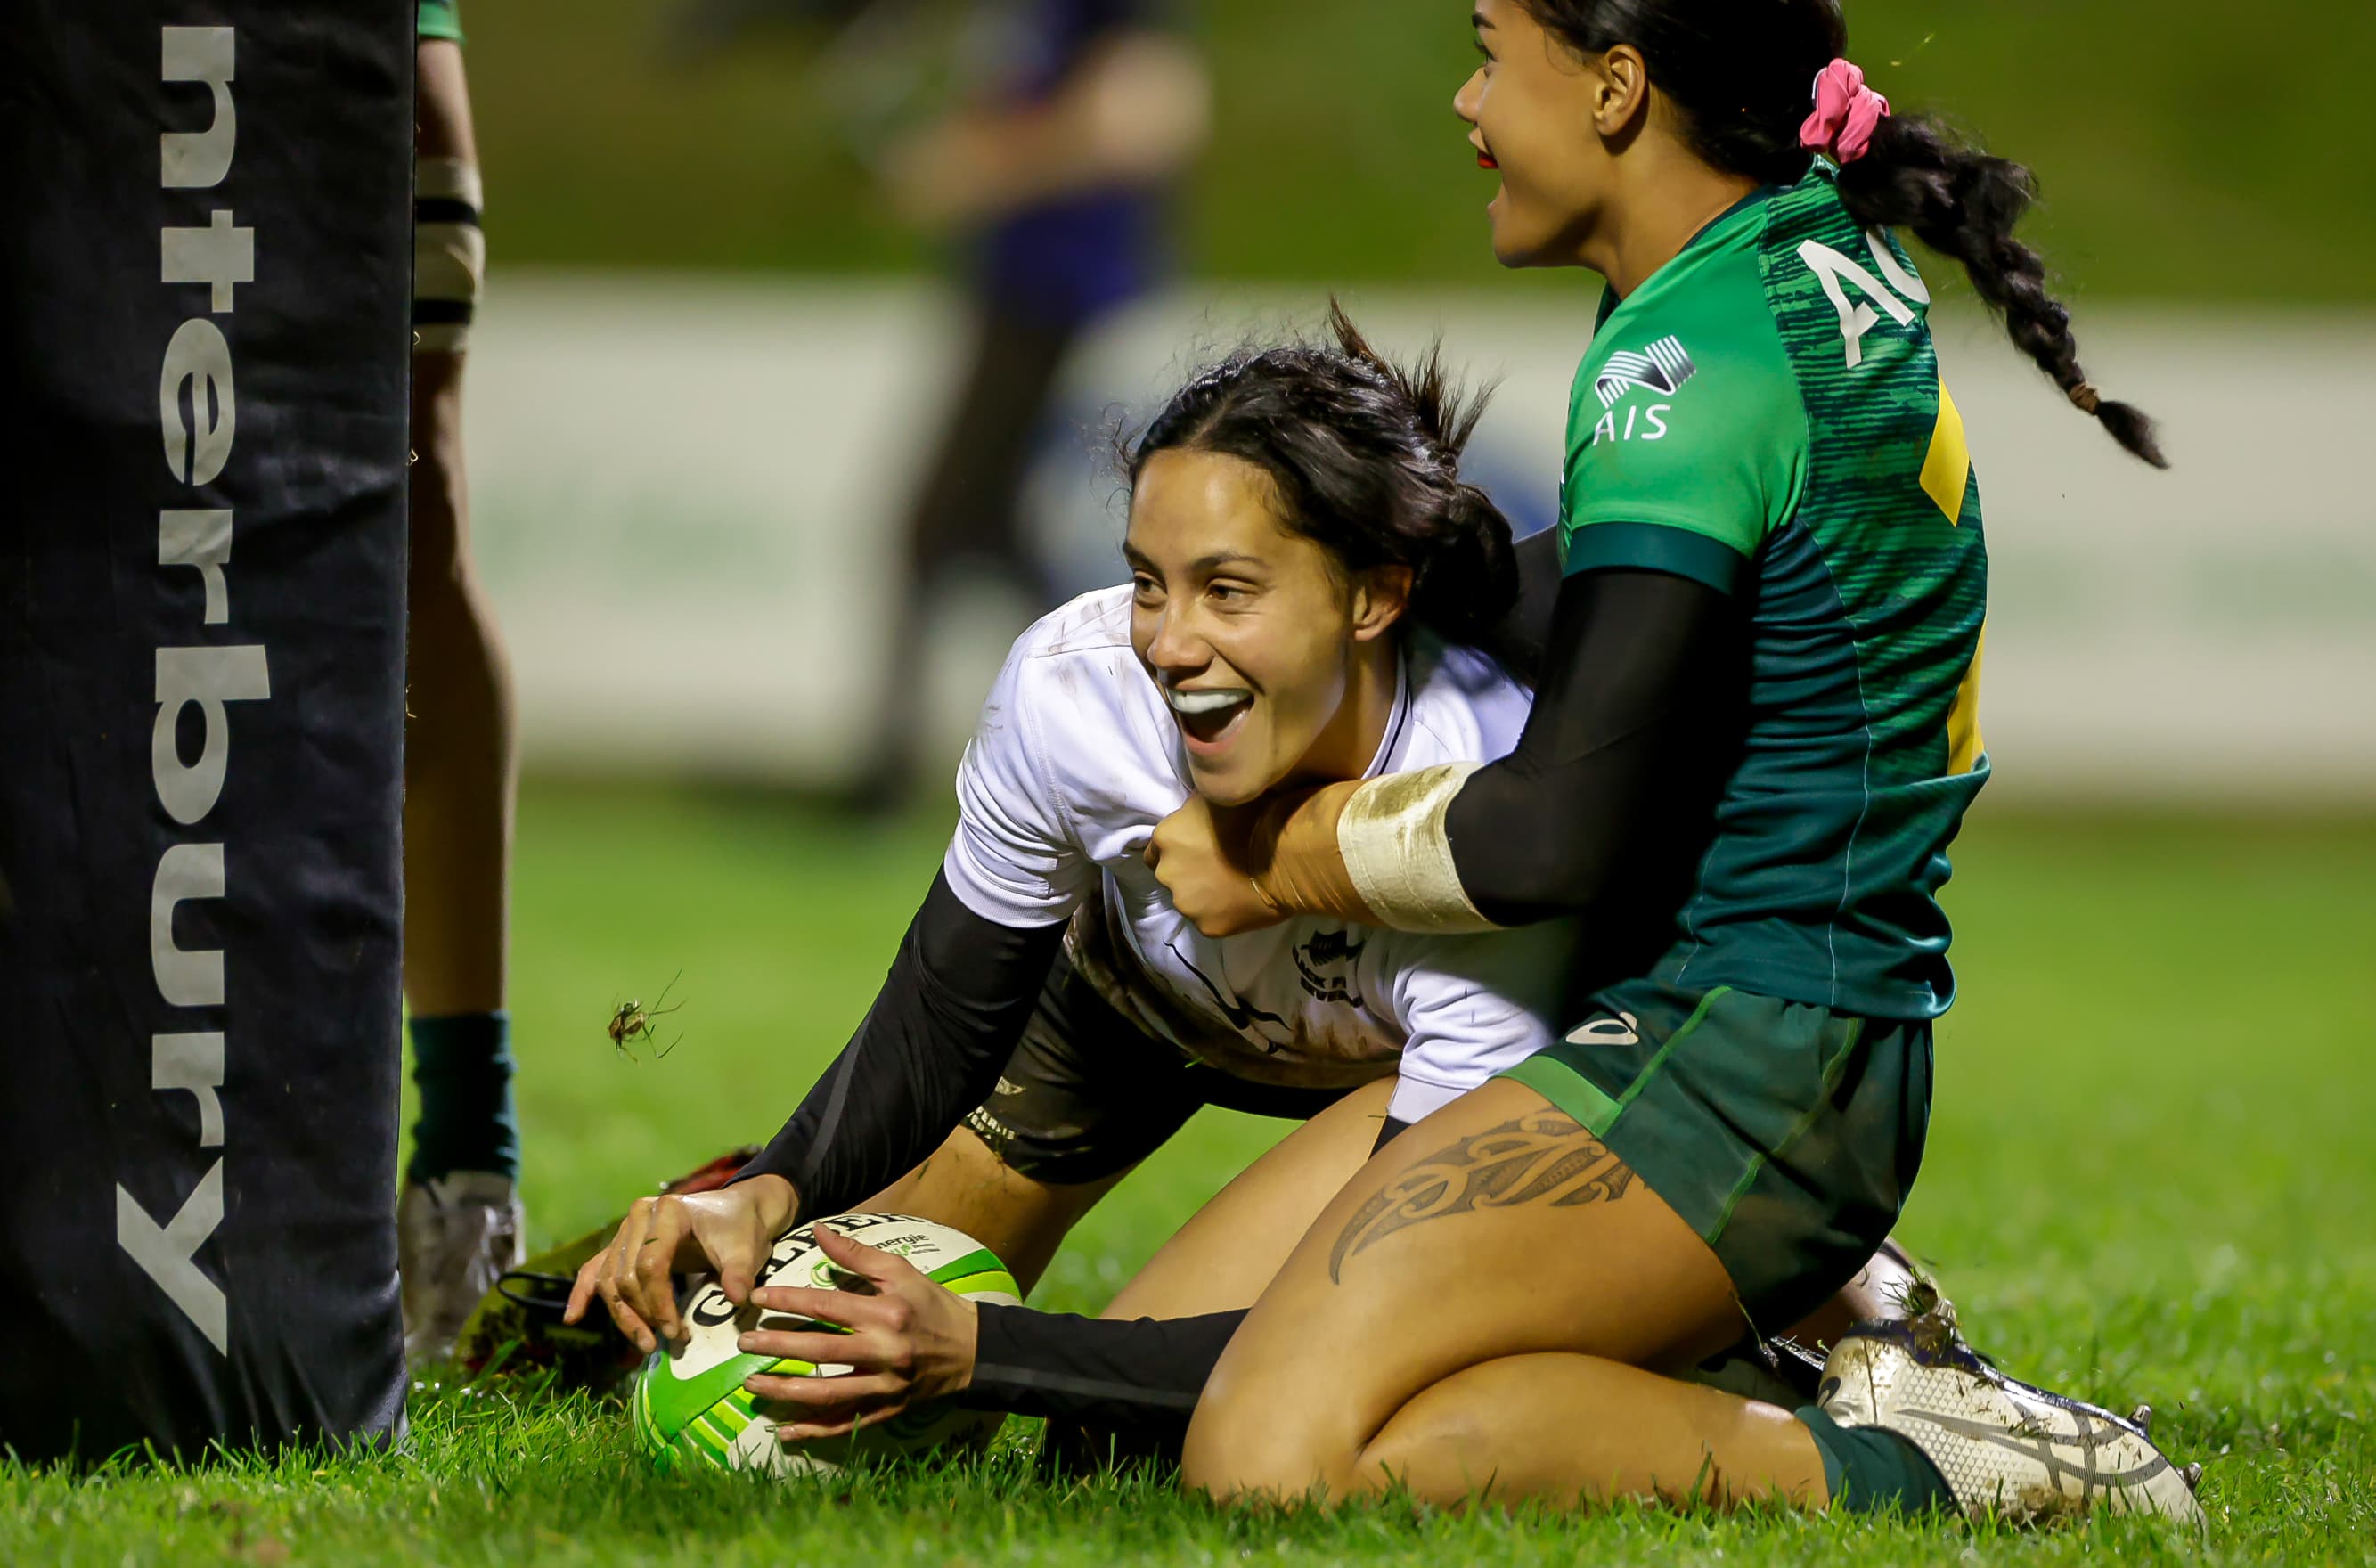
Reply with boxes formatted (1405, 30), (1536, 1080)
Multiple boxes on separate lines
(1521, 0), (2168, 467)
(1124, 301), (1522, 657)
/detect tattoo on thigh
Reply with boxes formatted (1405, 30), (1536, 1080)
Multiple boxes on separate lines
(1327, 1112), (1636, 1282)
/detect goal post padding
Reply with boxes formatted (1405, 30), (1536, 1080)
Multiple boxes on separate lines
(0, 3), (412, 1462)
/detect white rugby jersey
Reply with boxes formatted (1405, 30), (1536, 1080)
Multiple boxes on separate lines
(942, 587), (1574, 1126)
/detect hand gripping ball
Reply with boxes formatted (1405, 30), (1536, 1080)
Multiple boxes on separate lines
(631, 1213), (1018, 1477)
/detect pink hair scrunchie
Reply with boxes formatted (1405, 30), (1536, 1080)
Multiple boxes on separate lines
(1800, 58), (1890, 165)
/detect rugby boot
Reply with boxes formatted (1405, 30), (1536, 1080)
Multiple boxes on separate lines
(1816, 1320), (2208, 1528)
(400, 1170), (526, 1369)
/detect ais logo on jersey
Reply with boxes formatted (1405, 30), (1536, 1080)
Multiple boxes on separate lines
(1595, 336), (1698, 408)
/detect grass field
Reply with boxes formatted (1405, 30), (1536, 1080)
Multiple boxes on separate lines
(8, 786), (2373, 1564)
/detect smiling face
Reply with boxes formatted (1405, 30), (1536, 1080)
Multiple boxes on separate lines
(1125, 449), (1407, 808)
(1455, 0), (1620, 268)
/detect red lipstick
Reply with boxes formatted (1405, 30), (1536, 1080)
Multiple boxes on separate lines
(1477, 151), (1498, 170)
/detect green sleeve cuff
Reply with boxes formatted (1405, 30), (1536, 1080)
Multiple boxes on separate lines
(1561, 521), (1748, 597)
(419, 1), (464, 44)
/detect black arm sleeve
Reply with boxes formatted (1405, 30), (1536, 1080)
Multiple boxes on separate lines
(733, 870), (1066, 1220)
(959, 1303), (1245, 1428)
(1444, 567), (1745, 931)
(1487, 526), (1567, 687)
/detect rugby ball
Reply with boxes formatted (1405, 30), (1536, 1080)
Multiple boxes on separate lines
(631, 1213), (1019, 1477)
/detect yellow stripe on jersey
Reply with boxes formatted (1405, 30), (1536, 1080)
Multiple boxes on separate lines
(1947, 624), (1987, 775)
(1920, 381), (1972, 525)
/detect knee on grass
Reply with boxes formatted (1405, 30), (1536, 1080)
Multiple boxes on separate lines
(1182, 1384), (1491, 1506)
(1181, 1394), (1368, 1505)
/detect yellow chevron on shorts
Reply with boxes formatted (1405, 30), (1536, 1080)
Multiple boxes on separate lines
(1920, 380), (1972, 525)
(1947, 625), (1987, 775)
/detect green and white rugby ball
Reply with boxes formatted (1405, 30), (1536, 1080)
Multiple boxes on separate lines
(631, 1213), (1018, 1477)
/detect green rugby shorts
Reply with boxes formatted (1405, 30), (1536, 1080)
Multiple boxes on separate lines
(1498, 979), (1931, 1334)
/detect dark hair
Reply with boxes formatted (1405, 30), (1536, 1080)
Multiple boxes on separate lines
(1520, 0), (2167, 467)
(1123, 301), (1523, 655)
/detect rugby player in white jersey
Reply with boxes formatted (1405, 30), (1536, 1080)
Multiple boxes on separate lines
(563, 310), (1914, 1453)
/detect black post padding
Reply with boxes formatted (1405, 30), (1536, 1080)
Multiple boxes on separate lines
(0, 4), (412, 1463)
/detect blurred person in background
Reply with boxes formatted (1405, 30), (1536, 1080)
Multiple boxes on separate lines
(402, 0), (527, 1368)
(854, 0), (1212, 804)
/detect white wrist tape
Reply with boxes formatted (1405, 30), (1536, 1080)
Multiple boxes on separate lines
(414, 157), (485, 354)
(1338, 763), (1498, 933)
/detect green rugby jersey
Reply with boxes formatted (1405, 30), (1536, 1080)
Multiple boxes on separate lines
(1559, 162), (1987, 1020)
(420, 0), (462, 44)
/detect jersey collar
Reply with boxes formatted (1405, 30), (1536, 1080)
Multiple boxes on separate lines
(1359, 645), (1417, 781)
(1596, 180), (1783, 325)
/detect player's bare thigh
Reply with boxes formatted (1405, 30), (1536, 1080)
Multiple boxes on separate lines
(870, 1078), (1392, 1311)
(1107, 1074), (1914, 1331)
(1103, 1079), (1392, 1320)
(866, 1125), (1127, 1294)
(1181, 1075), (1743, 1499)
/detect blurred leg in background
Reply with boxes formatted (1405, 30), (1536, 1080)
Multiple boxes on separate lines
(849, 2), (1210, 804)
(399, 4), (527, 1368)
(854, 308), (1078, 804)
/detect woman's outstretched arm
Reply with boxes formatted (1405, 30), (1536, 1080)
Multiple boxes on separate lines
(1437, 566), (1740, 927)
(1150, 567), (1741, 935)
(566, 871), (1063, 1350)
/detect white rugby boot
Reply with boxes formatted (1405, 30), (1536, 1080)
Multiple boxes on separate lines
(1816, 1321), (2208, 1528)
(399, 1171), (526, 1369)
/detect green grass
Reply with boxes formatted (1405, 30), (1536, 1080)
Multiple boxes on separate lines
(464, 0), (2376, 302)
(7, 787), (2373, 1563)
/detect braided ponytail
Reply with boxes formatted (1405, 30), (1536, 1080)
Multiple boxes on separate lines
(1835, 119), (2165, 466)
(1519, 0), (2167, 467)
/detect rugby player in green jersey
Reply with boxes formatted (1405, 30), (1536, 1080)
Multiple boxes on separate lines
(400, 0), (530, 1368)
(1147, 0), (2205, 1526)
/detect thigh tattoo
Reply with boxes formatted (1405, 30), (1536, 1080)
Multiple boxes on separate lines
(1328, 1111), (1637, 1282)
